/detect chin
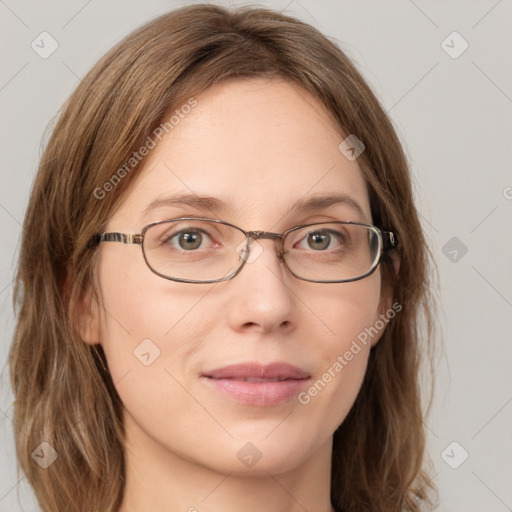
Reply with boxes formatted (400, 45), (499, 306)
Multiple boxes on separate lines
(207, 432), (320, 476)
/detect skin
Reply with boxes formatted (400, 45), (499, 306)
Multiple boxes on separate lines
(81, 78), (392, 512)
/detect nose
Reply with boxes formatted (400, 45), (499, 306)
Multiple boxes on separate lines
(225, 237), (297, 334)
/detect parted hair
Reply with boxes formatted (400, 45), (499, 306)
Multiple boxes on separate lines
(9, 4), (437, 511)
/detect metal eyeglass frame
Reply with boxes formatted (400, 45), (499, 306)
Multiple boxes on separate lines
(90, 217), (399, 284)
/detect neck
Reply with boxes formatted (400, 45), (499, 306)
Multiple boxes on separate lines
(117, 409), (336, 512)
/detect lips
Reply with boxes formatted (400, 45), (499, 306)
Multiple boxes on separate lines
(201, 362), (310, 406)
(202, 362), (310, 381)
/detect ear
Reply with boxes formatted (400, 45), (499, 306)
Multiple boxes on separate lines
(369, 257), (400, 349)
(77, 285), (101, 345)
(65, 267), (101, 345)
(388, 249), (401, 278)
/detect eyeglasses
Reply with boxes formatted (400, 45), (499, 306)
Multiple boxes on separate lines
(91, 217), (398, 284)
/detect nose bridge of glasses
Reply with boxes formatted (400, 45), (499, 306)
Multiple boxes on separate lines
(247, 230), (282, 242)
(244, 230), (285, 261)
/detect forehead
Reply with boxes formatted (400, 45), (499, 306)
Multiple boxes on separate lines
(112, 78), (372, 228)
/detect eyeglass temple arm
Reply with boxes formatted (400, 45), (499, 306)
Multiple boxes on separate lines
(382, 231), (398, 251)
(91, 233), (143, 245)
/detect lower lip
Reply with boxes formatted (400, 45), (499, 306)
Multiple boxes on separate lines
(202, 377), (310, 406)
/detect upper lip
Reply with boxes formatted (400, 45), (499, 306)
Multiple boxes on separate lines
(202, 362), (310, 380)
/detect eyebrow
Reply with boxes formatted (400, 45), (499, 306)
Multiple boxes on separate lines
(289, 193), (366, 220)
(141, 193), (230, 220)
(140, 192), (367, 222)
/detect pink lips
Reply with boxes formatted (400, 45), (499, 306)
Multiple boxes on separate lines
(201, 362), (310, 406)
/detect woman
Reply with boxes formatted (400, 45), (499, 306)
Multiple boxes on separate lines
(9, 4), (437, 511)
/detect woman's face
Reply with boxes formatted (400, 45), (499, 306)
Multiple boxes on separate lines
(90, 78), (390, 475)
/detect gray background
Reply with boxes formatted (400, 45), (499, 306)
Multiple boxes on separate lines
(1, 1), (511, 511)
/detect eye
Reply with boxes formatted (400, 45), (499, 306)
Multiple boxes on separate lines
(162, 228), (215, 251)
(296, 229), (346, 251)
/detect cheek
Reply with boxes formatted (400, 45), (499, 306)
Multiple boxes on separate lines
(297, 275), (381, 426)
(296, 323), (373, 442)
(95, 248), (211, 382)
(312, 271), (382, 354)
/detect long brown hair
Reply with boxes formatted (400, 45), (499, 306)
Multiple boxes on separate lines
(9, 4), (437, 511)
